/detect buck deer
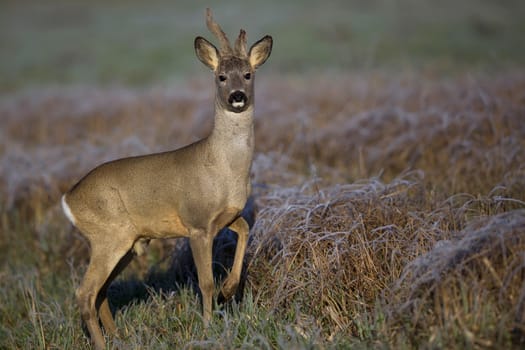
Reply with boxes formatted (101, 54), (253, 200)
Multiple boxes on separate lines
(61, 9), (272, 349)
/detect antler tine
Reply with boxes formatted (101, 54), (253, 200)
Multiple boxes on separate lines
(234, 29), (247, 58)
(205, 8), (233, 55)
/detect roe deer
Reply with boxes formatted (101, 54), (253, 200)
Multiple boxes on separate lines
(61, 8), (272, 349)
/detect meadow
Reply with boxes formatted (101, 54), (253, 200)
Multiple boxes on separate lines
(1, 0), (525, 349)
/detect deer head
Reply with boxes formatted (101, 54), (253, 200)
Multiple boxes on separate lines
(194, 8), (272, 113)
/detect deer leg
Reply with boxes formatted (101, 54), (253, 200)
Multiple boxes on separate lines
(76, 240), (133, 350)
(98, 298), (116, 336)
(219, 216), (249, 301)
(189, 233), (214, 325)
(98, 249), (135, 337)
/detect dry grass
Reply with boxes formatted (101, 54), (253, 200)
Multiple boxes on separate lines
(1, 72), (525, 348)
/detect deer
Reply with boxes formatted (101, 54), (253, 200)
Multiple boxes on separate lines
(61, 8), (272, 349)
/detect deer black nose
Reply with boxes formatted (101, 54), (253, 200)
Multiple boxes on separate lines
(228, 91), (247, 107)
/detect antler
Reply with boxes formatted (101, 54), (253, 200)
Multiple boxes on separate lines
(206, 8), (247, 58)
(234, 29), (247, 58)
(206, 8), (233, 55)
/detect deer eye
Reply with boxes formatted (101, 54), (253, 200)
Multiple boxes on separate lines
(244, 73), (251, 80)
(218, 74), (227, 82)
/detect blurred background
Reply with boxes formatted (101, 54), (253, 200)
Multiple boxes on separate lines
(1, 0), (524, 91)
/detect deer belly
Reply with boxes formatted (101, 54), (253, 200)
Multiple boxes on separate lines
(140, 212), (190, 238)
(211, 207), (242, 232)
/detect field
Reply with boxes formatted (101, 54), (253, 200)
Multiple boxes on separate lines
(1, 0), (525, 349)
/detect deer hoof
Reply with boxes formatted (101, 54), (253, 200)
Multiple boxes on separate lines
(218, 278), (238, 303)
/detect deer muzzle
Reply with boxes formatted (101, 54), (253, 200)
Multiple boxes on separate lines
(228, 90), (247, 109)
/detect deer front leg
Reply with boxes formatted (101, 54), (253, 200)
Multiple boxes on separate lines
(189, 233), (214, 325)
(219, 216), (249, 301)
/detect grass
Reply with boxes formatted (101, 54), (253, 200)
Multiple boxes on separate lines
(2, 73), (524, 348)
(1, 0), (525, 349)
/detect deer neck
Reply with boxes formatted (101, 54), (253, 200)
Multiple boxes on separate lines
(207, 102), (255, 167)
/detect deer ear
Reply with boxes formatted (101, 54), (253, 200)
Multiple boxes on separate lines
(195, 36), (220, 71)
(249, 35), (272, 69)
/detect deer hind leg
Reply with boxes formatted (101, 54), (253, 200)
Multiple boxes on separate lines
(98, 249), (135, 337)
(76, 237), (134, 350)
(219, 216), (249, 301)
(189, 232), (214, 325)
(98, 297), (116, 336)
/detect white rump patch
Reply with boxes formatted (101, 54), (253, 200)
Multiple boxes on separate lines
(232, 101), (245, 108)
(61, 194), (76, 225)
